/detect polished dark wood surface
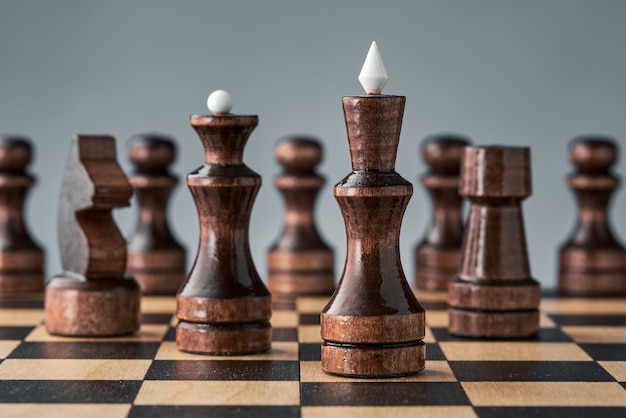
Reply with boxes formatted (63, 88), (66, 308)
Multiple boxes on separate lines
(321, 95), (425, 377)
(45, 135), (140, 336)
(559, 136), (626, 295)
(267, 137), (334, 296)
(448, 146), (540, 338)
(0, 137), (44, 294)
(414, 135), (469, 291)
(176, 114), (271, 355)
(127, 134), (186, 295)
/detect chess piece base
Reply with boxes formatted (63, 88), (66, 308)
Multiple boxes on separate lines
(0, 272), (43, 293)
(448, 308), (539, 338)
(559, 248), (626, 295)
(176, 320), (272, 355)
(44, 276), (140, 336)
(128, 249), (186, 295)
(415, 246), (459, 291)
(321, 341), (425, 377)
(268, 249), (335, 296)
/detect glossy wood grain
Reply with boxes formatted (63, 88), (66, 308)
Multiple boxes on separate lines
(321, 95), (425, 377)
(176, 114), (271, 355)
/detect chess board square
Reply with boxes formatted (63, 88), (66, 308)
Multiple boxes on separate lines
(426, 343), (446, 360)
(140, 296), (176, 313)
(145, 359), (299, 381)
(431, 327), (573, 342)
(25, 324), (168, 342)
(272, 310), (299, 327)
(424, 312), (555, 328)
(580, 343), (626, 361)
(461, 382), (626, 406)
(299, 313), (321, 325)
(141, 313), (175, 324)
(0, 326), (33, 340)
(300, 343), (320, 361)
(562, 326), (626, 343)
(301, 405), (478, 418)
(540, 299), (626, 314)
(0, 404), (131, 418)
(549, 315), (626, 326)
(474, 406), (626, 418)
(128, 405), (300, 418)
(449, 361), (615, 381)
(272, 327), (298, 341)
(300, 361), (456, 382)
(0, 359), (151, 380)
(439, 342), (591, 361)
(599, 361), (626, 382)
(421, 301), (448, 311)
(299, 325), (321, 343)
(0, 340), (19, 359)
(154, 341), (298, 361)
(301, 382), (470, 406)
(296, 298), (328, 314)
(0, 309), (43, 326)
(0, 298), (43, 309)
(0, 380), (142, 403)
(7, 342), (161, 359)
(134, 381), (300, 405)
(163, 326), (175, 341)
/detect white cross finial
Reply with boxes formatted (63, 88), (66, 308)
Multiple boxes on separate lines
(358, 41), (388, 95)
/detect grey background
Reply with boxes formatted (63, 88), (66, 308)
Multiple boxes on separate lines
(1, 0), (625, 290)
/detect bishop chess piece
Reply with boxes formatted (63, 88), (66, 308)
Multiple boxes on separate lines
(176, 90), (271, 355)
(559, 136), (626, 295)
(0, 137), (44, 294)
(267, 137), (334, 296)
(45, 135), (140, 336)
(321, 42), (425, 377)
(448, 146), (540, 338)
(414, 135), (470, 291)
(127, 134), (186, 295)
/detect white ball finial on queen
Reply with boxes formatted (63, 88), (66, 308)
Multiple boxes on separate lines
(207, 89), (233, 115)
(358, 41), (389, 95)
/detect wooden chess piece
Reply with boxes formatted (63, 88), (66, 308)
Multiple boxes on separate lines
(45, 135), (140, 336)
(0, 137), (45, 294)
(127, 134), (186, 295)
(448, 146), (540, 338)
(267, 137), (334, 296)
(559, 136), (626, 295)
(321, 42), (425, 377)
(176, 90), (271, 355)
(414, 135), (470, 291)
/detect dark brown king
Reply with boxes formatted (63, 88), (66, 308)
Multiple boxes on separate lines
(559, 136), (626, 295)
(321, 95), (425, 377)
(267, 137), (335, 296)
(127, 134), (186, 295)
(176, 114), (271, 355)
(414, 135), (470, 291)
(0, 137), (45, 294)
(448, 146), (540, 338)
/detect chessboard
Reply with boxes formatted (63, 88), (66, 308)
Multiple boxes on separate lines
(0, 291), (625, 418)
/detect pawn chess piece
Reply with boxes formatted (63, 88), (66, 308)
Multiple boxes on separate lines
(0, 137), (45, 294)
(45, 135), (140, 336)
(559, 137), (626, 295)
(414, 135), (470, 291)
(267, 137), (335, 296)
(321, 42), (425, 377)
(176, 90), (271, 355)
(127, 134), (186, 295)
(448, 146), (540, 338)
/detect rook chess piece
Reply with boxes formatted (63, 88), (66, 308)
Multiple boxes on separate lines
(267, 137), (335, 296)
(0, 137), (45, 294)
(559, 136), (626, 295)
(45, 135), (140, 336)
(414, 135), (470, 291)
(448, 146), (540, 338)
(176, 90), (271, 355)
(321, 42), (425, 377)
(127, 134), (186, 295)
